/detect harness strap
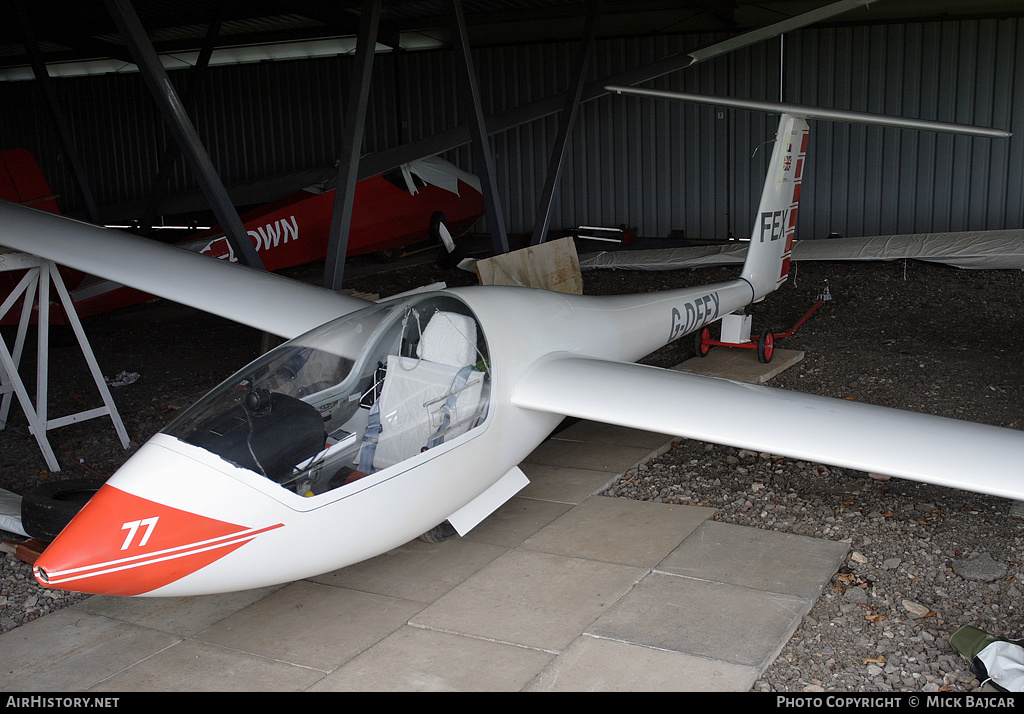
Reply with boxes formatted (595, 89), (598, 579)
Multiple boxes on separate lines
(358, 398), (382, 473)
(426, 365), (474, 450)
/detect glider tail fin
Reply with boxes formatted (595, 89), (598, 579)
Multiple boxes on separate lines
(604, 84), (1008, 304)
(740, 113), (809, 302)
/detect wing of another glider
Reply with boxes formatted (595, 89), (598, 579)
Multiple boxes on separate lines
(0, 201), (367, 338)
(512, 355), (1024, 502)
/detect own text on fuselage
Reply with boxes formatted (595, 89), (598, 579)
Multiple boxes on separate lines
(249, 215), (299, 252)
(200, 215), (299, 262)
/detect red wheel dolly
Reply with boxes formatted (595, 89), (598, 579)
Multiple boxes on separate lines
(694, 283), (830, 364)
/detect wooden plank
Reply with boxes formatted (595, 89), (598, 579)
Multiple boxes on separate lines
(474, 236), (583, 294)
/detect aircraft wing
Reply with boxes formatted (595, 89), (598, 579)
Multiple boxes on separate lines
(512, 355), (1024, 502)
(0, 201), (367, 338)
(578, 231), (1024, 272)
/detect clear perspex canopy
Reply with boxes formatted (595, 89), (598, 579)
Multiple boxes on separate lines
(163, 293), (491, 497)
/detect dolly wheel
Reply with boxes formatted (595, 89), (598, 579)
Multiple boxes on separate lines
(695, 326), (711, 357)
(757, 329), (775, 364)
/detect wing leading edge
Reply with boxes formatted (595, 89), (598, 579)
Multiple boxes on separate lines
(512, 355), (1024, 502)
(0, 201), (367, 338)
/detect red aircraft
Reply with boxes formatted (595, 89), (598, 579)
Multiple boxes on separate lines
(0, 150), (484, 322)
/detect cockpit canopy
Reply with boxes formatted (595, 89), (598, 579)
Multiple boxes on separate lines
(163, 292), (490, 497)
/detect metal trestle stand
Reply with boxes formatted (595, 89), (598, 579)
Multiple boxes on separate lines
(0, 252), (130, 471)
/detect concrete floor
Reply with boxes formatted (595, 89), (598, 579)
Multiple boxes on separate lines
(0, 348), (849, 692)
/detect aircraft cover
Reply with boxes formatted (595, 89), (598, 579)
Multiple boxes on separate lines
(578, 230), (1024, 272)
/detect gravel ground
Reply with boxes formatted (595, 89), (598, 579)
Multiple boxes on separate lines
(1, 246), (1022, 692)
(593, 257), (1024, 693)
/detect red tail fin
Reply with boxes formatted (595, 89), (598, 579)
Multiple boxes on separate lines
(0, 149), (60, 214)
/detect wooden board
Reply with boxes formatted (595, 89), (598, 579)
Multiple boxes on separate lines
(474, 236), (583, 294)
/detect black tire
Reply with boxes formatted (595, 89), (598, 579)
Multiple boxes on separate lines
(429, 210), (447, 245)
(21, 478), (106, 542)
(418, 520), (459, 543)
(437, 239), (473, 269)
(757, 329), (775, 364)
(373, 248), (400, 263)
(432, 210), (467, 269)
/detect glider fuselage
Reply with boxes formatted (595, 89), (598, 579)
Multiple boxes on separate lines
(32, 280), (752, 596)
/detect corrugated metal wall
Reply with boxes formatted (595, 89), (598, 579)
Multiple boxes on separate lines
(0, 53), (407, 212)
(1, 16), (1021, 241)
(462, 17), (1024, 241)
(784, 20), (1024, 239)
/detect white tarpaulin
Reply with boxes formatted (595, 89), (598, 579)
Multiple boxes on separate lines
(0, 488), (27, 537)
(407, 157), (482, 196)
(373, 355), (484, 471)
(578, 230), (1024, 272)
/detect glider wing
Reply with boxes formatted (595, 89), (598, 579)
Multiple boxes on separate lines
(512, 355), (1024, 502)
(0, 201), (366, 338)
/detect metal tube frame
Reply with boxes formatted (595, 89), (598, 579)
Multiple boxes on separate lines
(14, 0), (101, 223)
(530, 0), (600, 246)
(103, 0), (264, 269)
(445, 0), (509, 256)
(0, 255), (130, 472)
(357, 0), (881, 180)
(139, 16), (223, 236)
(324, 0), (382, 292)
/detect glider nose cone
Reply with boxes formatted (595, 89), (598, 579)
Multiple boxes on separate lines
(34, 482), (281, 596)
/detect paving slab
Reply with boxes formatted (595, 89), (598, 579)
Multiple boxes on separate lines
(309, 625), (555, 692)
(409, 548), (649, 652)
(525, 635), (758, 692)
(586, 571), (809, 670)
(194, 580), (423, 672)
(89, 638), (325, 692)
(74, 585), (283, 637)
(523, 438), (655, 474)
(520, 495), (713, 568)
(517, 462), (619, 504)
(675, 347), (804, 384)
(309, 537), (508, 603)
(658, 520), (850, 600)
(0, 606), (179, 691)
(554, 420), (676, 451)
(460, 494), (574, 547)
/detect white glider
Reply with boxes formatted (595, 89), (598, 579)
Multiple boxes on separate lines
(0, 88), (1016, 596)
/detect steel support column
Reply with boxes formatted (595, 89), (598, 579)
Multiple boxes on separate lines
(530, 0), (600, 246)
(14, 0), (101, 224)
(140, 17), (222, 236)
(324, 0), (381, 292)
(445, 0), (509, 255)
(357, 0), (879, 180)
(103, 0), (263, 269)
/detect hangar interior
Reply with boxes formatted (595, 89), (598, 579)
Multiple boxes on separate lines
(0, 0), (1022, 289)
(2, 5), (1024, 688)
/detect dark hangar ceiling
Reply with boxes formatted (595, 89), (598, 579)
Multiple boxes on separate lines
(2, 0), (1023, 76)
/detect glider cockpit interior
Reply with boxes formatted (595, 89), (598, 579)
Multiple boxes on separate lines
(166, 292), (491, 498)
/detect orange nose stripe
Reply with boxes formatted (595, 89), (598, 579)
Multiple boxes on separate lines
(34, 484), (282, 596)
